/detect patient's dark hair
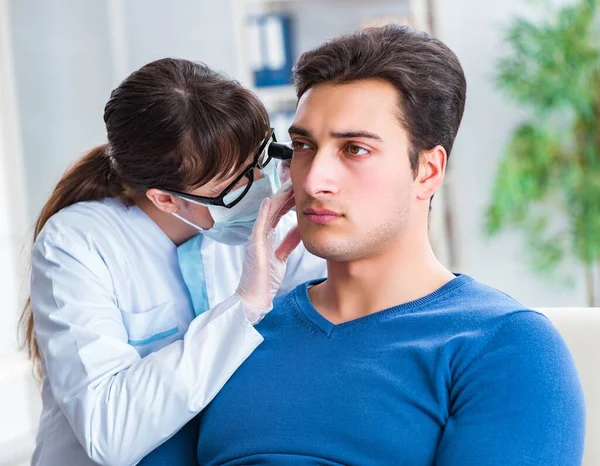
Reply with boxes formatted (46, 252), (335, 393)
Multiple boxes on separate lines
(293, 24), (467, 176)
(20, 58), (270, 377)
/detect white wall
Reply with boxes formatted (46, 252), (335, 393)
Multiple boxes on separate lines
(0, 0), (38, 464)
(123, 0), (238, 77)
(438, 0), (588, 306)
(0, 109), (36, 466)
(7, 0), (241, 222)
(7, 0), (116, 222)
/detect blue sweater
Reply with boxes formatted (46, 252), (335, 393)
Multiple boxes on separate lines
(143, 274), (586, 465)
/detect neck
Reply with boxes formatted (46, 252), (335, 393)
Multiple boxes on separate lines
(136, 197), (198, 246)
(309, 227), (455, 325)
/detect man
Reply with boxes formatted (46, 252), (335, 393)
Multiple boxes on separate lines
(195, 25), (585, 465)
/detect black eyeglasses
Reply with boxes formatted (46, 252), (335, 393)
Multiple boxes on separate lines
(161, 129), (293, 209)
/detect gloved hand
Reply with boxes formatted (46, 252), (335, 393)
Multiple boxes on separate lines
(235, 181), (301, 324)
(277, 159), (291, 185)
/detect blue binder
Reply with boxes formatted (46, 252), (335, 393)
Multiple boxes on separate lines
(249, 13), (295, 88)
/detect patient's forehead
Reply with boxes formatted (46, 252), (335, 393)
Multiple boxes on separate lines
(293, 79), (405, 138)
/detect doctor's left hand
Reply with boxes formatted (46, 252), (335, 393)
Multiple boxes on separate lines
(235, 181), (301, 323)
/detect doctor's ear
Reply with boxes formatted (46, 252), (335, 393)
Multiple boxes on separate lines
(146, 188), (182, 214)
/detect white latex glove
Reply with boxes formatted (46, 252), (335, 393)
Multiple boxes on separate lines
(277, 159), (291, 185)
(235, 180), (301, 324)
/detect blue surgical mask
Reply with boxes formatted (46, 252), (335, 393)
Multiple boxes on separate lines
(172, 164), (281, 246)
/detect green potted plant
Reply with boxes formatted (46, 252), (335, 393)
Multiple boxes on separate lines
(485, 0), (600, 306)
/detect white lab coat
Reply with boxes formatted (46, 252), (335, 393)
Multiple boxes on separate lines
(30, 198), (325, 466)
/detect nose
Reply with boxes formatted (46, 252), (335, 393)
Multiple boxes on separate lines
(301, 148), (339, 199)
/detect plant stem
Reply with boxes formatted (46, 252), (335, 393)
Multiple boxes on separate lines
(596, 262), (600, 307)
(585, 263), (596, 307)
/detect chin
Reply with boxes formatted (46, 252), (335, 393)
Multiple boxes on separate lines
(302, 239), (329, 260)
(297, 221), (337, 256)
(298, 227), (328, 255)
(301, 234), (352, 262)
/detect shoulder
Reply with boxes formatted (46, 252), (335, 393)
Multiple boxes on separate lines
(438, 275), (539, 332)
(446, 278), (575, 379)
(35, 199), (133, 250)
(451, 306), (584, 431)
(479, 309), (568, 364)
(30, 202), (129, 297)
(435, 276), (572, 370)
(31, 199), (140, 275)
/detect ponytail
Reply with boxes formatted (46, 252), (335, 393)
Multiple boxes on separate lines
(20, 144), (126, 378)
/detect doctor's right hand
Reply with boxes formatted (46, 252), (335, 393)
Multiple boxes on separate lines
(235, 181), (301, 324)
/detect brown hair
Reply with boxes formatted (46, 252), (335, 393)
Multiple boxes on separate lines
(292, 24), (467, 175)
(20, 58), (270, 376)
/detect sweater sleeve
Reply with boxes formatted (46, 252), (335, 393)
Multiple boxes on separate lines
(435, 311), (585, 466)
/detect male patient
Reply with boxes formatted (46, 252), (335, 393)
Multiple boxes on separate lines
(140, 24), (588, 466)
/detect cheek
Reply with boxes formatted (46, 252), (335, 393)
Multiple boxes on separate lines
(186, 203), (214, 228)
(351, 167), (409, 215)
(349, 171), (382, 216)
(355, 168), (381, 190)
(354, 165), (390, 196)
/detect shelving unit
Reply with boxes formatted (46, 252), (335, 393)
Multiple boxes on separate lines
(231, 0), (433, 112)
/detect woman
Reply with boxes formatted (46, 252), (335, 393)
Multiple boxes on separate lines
(23, 58), (324, 466)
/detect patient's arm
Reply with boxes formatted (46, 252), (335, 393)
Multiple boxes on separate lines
(435, 311), (585, 466)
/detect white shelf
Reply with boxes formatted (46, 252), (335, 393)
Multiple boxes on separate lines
(252, 85), (296, 108)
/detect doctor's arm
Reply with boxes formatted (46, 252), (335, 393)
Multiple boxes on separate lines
(434, 311), (585, 466)
(31, 233), (262, 466)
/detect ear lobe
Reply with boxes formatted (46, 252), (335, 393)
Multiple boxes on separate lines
(416, 146), (446, 201)
(146, 188), (181, 214)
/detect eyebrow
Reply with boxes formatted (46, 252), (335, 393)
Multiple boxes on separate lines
(288, 125), (383, 142)
(288, 125), (313, 138)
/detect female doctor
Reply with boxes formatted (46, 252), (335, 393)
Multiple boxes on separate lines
(22, 58), (324, 466)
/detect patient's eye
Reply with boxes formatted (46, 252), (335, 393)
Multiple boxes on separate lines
(346, 144), (369, 157)
(291, 141), (312, 151)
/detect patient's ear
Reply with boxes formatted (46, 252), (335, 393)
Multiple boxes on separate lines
(416, 145), (446, 201)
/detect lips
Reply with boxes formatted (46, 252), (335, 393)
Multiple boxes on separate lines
(304, 208), (340, 216)
(303, 207), (341, 224)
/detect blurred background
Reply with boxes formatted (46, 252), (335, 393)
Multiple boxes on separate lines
(0, 0), (598, 464)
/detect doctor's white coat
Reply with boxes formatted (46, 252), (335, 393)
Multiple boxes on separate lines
(30, 198), (325, 466)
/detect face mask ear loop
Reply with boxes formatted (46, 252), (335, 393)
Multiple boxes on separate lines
(171, 212), (206, 232)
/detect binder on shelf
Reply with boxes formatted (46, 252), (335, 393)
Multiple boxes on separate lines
(248, 13), (295, 88)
